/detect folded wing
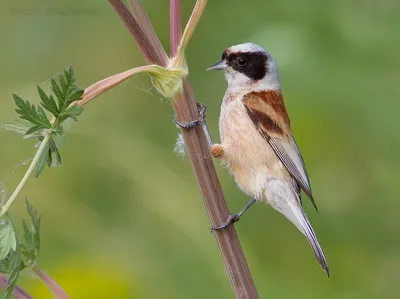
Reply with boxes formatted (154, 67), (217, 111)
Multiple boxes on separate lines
(242, 90), (317, 210)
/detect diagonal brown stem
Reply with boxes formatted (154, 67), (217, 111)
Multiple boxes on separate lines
(109, 1), (259, 298)
(109, 0), (168, 65)
(126, 0), (167, 62)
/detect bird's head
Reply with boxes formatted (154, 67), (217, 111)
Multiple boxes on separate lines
(208, 43), (280, 91)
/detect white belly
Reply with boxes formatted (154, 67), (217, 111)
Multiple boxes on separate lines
(219, 98), (290, 200)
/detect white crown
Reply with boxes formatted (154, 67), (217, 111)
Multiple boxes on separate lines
(228, 43), (267, 53)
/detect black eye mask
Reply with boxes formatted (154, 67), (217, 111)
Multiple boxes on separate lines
(226, 52), (268, 81)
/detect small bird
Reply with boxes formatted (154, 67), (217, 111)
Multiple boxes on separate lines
(206, 43), (329, 275)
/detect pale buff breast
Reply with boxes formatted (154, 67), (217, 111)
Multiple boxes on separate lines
(219, 95), (290, 200)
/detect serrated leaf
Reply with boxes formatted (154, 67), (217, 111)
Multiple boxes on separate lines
(50, 77), (63, 106)
(48, 138), (61, 167)
(58, 104), (83, 124)
(8, 65), (84, 178)
(20, 221), (35, 262)
(2, 246), (21, 299)
(21, 221), (32, 249)
(25, 199), (41, 253)
(20, 229), (35, 263)
(25, 125), (43, 136)
(20, 199), (41, 266)
(64, 66), (76, 88)
(52, 70), (78, 111)
(0, 254), (10, 274)
(0, 224), (16, 260)
(37, 66), (84, 132)
(34, 141), (50, 178)
(12, 94), (51, 135)
(68, 89), (84, 102)
(38, 86), (59, 116)
(12, 94), (26, 111)
(59, 74), (67, 95)
(37, 106), (48, 121)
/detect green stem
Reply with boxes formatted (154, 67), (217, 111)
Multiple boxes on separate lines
(172, 0), (208, 67)
(0, 130), (51, 218)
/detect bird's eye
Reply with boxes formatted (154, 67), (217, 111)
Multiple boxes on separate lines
(237, 56), (247, 67)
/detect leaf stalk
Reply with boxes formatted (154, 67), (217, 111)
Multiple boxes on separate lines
(32, 265), (70, 299)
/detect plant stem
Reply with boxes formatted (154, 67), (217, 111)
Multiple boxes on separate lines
(170, 3), (258, 298)
(32, 265), (69, 299)
(127, 0), (166, 61)
(170, 0), (181, 57)
(174, 0), (207, 65)
(78, 65), (155, 107)
(0, 131), (51, 218)
(109, 1), (259, 297)
(109, 0), (168, 66)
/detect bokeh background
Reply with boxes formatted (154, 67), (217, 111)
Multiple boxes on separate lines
(0, 0), (399, 298)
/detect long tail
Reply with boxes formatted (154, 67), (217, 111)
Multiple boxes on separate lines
(285, 199), (330, 276)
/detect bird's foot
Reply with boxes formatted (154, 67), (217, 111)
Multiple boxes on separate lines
(174, 102), (206, 129)
(211, 214), (241, 231)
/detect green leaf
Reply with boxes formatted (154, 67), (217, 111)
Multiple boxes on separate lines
(13, 94), (51, 135)
(25, 199), (41, 254)
(8, 66), (84, 177)
(51, 67), (79, 113)
(57, 104), (84, 124)
(20, 199), (41, 267)
(59, 74), (67, 95)
(12, 65), (83, 140)
(0, 255), (10, 274)
(38, 86), (59, 116)
(50, 77), (63, 107)
(68, 89), (84, 103)
(48, 138), (61, 167)
(39, 66), (84, 133)
(33, 136), (62, 177)
(20, 221), (33, 255)
(0, 203), (43, 297)
(34, 141), (50, 178)
(2, 246), (21, 299)
(25, 125), (43, 136)
(0, 224), (16, 261)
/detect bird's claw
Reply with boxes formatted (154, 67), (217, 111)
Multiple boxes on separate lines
(211, 214), (241, 231)
(174, 117), (202, 129)
(174, 102), (207, 129)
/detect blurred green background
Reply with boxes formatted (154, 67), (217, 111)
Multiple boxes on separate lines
(0, 0), (399, 298)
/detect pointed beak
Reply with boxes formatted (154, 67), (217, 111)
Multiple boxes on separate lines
(207, 60), (228, 71)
